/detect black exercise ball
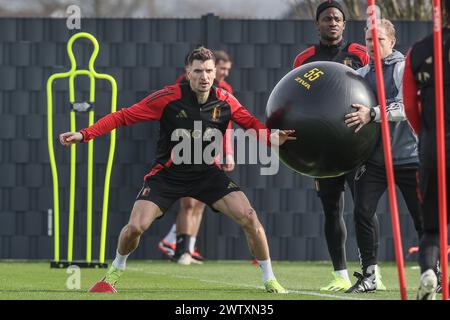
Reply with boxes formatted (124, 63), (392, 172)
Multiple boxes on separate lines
(266, 61), (378, 178)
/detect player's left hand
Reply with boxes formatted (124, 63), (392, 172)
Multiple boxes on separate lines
(270, 129), (296, 146)
(345, 104), (371, 133)
(222, 154), (235, 172)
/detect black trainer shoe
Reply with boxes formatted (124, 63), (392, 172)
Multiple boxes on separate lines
(436, 270), (442, 294)
(172, 234), (191, 263)
(345, 272), (377, 293)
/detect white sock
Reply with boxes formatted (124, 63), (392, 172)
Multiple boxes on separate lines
(163, 224), (177, 244)
(112, 250), (129, 270)
(189, 236), (196, 253)
(334, 269), (349, 281)
(257, 259), (276, 283)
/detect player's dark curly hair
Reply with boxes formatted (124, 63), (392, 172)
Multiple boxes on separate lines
(187, 47), (216, 65)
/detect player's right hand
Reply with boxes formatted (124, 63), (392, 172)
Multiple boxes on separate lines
(59, 132), (83, 146)
(270, 129), (296, 146)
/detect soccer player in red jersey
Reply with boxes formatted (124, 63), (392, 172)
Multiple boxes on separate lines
(158, 50), (236, 265)
(60, 47), (295, 293)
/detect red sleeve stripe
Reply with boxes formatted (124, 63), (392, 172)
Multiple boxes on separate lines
(347, 43), (370, 66)
(141, 88), (176, 107)
(80, 85), (181, 142)
(293, 46), (316, 69)
(144, 158), (173, 180)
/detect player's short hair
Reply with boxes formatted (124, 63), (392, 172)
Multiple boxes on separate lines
(379, 19), (396, 40)
(365, 18), (396, 40)
(187, 47), (215, 65)
(213, 50), (232, 65)
(184, 44), (203, 66)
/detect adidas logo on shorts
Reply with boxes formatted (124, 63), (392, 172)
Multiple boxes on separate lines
(227, 181), (238, 189)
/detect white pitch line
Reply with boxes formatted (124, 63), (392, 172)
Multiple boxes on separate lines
(127, 267), (373, 301)
(285, 289), (371, 300)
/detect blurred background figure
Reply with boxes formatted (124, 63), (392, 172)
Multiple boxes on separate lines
(403, 0), (450, 299)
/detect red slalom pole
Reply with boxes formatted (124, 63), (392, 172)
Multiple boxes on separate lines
(367, 0), (407, 300)
(432, 0), (448, 301)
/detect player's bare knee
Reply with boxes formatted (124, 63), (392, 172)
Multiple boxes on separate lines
(181, 203), (194, 211)
(180, 202), (195, 215)
(127, 223), (144, 237)
(237, 208), (259, 228)
(193, 203), (206, 215)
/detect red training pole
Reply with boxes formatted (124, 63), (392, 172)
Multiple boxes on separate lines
(432, 0), (448, 301)
(367, 0), (407, 300)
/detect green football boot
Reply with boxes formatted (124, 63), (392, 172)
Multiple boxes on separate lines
(264, 279), (288, 293)
(320, 272), (352, 292)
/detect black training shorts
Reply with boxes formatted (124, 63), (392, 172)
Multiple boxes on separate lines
(314, 168), (357, 198)
(136, 165), (240, 213)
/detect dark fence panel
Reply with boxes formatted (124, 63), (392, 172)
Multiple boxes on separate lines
(0, 16), (434, 261)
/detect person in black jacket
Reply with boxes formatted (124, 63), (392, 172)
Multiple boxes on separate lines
(292, 0), (371, 292)
(403, 0), (450, 300)
(345, 19), (423, 293)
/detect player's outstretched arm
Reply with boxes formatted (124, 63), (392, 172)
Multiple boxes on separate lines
(65, 88), (173, 143)
(225, 94), (296, 147)
(59, 132), (83, 146)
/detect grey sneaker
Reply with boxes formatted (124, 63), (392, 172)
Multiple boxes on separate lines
(417, 269), (437, 300)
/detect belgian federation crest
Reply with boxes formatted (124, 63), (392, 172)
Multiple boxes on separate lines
(211, 105), (221, 122)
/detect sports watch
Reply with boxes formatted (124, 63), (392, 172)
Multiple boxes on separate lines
(369, 108), (376, 122)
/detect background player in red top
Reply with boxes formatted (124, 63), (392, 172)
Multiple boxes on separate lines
(213, 50), (233, 94)
(158, 50), (236, 265)
(292, 0), (369, 292)
(403, 0), (450, 299)
(59, 47), (295, 293)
